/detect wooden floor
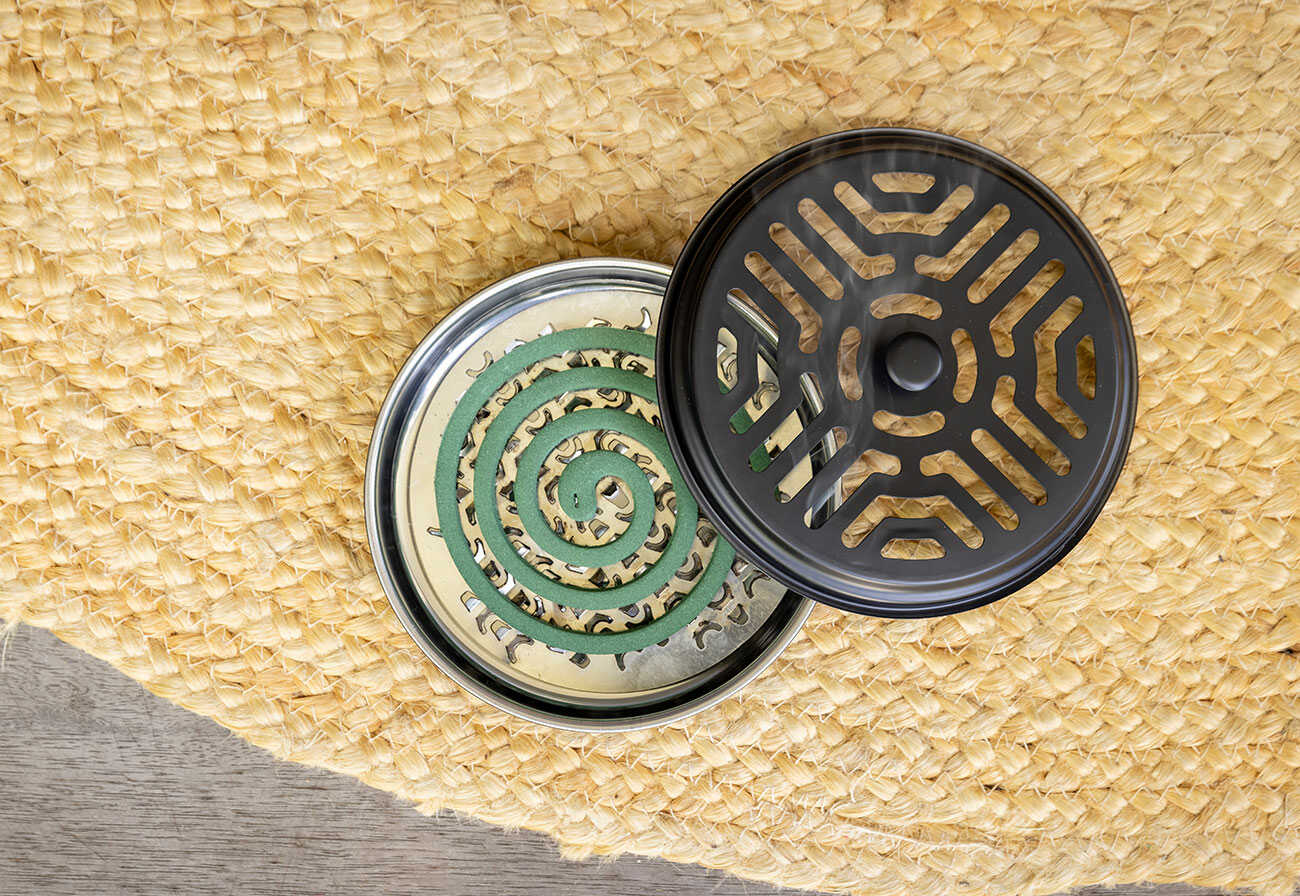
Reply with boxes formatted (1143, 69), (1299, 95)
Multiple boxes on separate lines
(1, 623), (1224, 896)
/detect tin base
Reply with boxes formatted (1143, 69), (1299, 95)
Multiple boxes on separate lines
(365, 259), (812, 730)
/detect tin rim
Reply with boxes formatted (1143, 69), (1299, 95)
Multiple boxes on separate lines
(365, 258), (812, 731)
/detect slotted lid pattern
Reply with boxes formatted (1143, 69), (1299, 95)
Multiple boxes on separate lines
(657, 129), (1138, 616)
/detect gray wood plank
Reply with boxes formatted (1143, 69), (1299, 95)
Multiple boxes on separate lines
(0, 623), (1225, 896)
(0, 624), (814, 896)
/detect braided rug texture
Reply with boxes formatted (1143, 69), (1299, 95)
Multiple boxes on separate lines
(2, 1), (1298, 893)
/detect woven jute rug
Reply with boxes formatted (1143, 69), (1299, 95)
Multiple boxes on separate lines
(2, 1), (1298, 893)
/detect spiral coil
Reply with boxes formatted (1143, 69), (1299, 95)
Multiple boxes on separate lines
(435, 327), (735, 654)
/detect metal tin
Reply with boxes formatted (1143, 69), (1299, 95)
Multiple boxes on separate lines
(365, 259), (813, 730)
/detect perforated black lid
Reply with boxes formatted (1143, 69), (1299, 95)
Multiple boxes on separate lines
(656, 129), (1138, 617)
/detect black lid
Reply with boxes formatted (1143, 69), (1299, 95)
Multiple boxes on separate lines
(656, 129), (1138, 617)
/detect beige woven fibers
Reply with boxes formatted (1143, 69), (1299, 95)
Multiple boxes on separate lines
(2, 0), (1298, 893)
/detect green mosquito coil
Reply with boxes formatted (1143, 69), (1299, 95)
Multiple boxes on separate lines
(434, 327), (735, 654)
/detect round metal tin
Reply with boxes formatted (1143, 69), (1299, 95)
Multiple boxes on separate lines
(365, 259), (813, 730)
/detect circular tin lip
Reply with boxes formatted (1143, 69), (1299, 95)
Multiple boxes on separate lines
(365, 258), (812, 732)
(656, 128), (1139, 618)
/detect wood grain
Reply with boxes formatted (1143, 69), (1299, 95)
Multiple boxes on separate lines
(0, 624), (1225, 896)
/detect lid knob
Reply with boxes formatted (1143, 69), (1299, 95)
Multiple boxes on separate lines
(884, 332), (942, 392)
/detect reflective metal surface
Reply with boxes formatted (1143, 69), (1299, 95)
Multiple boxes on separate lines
(365, 259), (813, 730)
